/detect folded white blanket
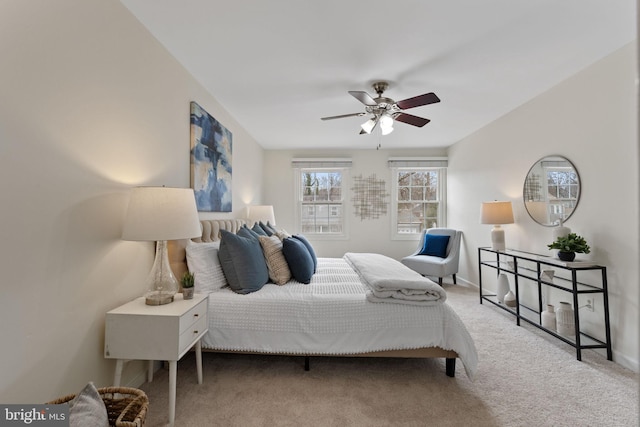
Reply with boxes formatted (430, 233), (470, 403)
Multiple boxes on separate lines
(344, 252), (446, 305)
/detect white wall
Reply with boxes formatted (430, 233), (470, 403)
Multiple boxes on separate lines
(0, 0), (263, 403)
(448, 42), (638, 371)
(264, 148), (447, 260)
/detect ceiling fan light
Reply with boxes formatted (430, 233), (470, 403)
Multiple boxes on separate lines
(360, 118), (376, 134)
(379, 114), (394, 128)
(380, 114), (394, 135)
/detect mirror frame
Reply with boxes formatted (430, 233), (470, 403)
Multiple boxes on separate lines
(523, 155), (581, 227)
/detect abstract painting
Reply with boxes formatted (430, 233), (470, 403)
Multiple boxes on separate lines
(190, 101), (232, 212)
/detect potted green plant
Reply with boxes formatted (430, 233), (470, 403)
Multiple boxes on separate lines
(547, 233), (591, 261)
(181, 272), (195, 299)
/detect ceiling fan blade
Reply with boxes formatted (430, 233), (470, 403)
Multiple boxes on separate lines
(396, 92), (440, 110)
(394, 113), (431, 127)
(321, 112), (366, 121)
(348, 91), (378, 106)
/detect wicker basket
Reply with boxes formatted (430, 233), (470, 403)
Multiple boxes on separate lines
(47, 386), (148, 427)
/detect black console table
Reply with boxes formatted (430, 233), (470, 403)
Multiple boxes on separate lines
(478, 247), (612, 361)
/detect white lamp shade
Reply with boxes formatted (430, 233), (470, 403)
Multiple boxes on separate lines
(248, 205), (276, 226)
(122, 187), (202, 241)
(480, 201), (515, 225)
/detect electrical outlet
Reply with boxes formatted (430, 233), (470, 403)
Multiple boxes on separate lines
(586, 299), (595, 312)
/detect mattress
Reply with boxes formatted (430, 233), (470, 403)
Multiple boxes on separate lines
(201, 257), (477, 378)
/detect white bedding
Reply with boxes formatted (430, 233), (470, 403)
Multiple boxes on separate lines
(201, 257), (478, 378)
(344, 252), (447, 305)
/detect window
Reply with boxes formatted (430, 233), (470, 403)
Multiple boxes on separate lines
(292, 158), (351, 239)
(545, 166), (579, 222)
(389, 158), (447, 239)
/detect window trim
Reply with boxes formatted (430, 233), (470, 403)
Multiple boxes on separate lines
(389, 162), (447, 241)
(293, 162), (351, 240)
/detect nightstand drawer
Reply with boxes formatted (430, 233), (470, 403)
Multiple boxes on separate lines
(179, 315), (207, 355)
(179, 298), (207, 334)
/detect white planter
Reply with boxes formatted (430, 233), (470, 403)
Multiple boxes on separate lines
(496, 273), (510, 303)
(504, 290), (517, 307)
(541, 304), (556, 331)
(556, 302), (575, 337)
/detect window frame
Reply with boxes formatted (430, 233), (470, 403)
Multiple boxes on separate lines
(390, 165), (447, 240)
(293, 166), (350, 240)
(544, 166), (579, 223)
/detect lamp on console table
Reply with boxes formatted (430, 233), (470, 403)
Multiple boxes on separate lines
(122, 187), (201, 305)
(480, 201), (514, 252)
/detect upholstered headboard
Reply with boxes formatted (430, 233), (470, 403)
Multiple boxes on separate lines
(168, 219), (247, 281)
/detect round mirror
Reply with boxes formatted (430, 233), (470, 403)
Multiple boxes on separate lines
(523, 155), (580, 226)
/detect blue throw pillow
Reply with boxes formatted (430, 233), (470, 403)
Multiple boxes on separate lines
(259, 221), (274, 236)
(238, 225), (260, 240)
(282, 237), (314, 284)
(251, 223), (268, 236)
(265, 221), (278, 234)
(218, 230), (269, 294)
(293, 234), (317, 273)
(418, 234), (450, 258)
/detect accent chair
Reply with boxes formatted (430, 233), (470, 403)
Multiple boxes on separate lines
(401, 228), (462, 286)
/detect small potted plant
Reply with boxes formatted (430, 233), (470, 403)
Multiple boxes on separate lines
(181, 272), (195, 299)
(547, 233), (590, 261)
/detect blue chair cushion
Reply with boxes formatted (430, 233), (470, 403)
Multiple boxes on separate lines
(418, 234), (450, 258)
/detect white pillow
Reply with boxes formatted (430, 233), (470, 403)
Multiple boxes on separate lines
(69, 382), (109, 427)
(185, 240), (227, 293)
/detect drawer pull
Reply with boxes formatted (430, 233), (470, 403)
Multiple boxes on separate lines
(194, 314), (199, 318)
(193, 330), (198, 334)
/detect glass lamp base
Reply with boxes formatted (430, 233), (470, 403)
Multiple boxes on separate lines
(145, 291), (175, 305)
(143, 240), (179, 305)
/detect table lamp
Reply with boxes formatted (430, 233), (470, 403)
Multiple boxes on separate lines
(480, 201), (514, 251)
(122, 187), (202, 305)
(248, 205), (276, 227)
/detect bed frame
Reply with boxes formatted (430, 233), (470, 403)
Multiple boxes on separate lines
(167, 219), (458, 377)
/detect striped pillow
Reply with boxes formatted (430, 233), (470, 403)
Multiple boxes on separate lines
(258, 235), (292, 285)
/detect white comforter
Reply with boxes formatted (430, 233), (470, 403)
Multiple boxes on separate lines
(201, 257), (478, 378)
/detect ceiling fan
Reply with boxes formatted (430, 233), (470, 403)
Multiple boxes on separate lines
(321, 81), (440, 135)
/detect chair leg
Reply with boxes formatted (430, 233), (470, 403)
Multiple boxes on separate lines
(453, 274), (457, 285)
(438, 277), (443, 286)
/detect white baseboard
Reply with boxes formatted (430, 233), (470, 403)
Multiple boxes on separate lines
(124, 361), (163, 388)
(613, 351), (639, 373)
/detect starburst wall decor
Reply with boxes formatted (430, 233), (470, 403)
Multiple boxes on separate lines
(351, 174), (389, 220)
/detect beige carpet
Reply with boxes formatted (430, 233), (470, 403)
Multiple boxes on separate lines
(140, 283), (638, 426)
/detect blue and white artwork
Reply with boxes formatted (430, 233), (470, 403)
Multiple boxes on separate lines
(190, 101), (232, 212)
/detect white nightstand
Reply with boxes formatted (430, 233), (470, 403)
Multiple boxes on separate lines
(105, 293), (208, 426)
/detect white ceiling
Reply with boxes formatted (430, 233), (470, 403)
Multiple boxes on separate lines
(120, 0), (636, 150)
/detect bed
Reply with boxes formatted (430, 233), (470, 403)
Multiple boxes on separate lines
(168, 219), (477, 378)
